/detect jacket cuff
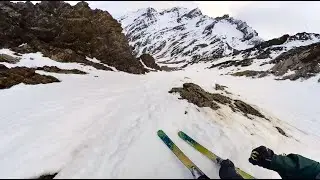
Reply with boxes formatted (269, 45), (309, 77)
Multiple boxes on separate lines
(269, 154), (280, 171)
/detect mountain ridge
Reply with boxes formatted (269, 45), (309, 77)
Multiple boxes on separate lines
(119, 7), (320, 82)
(119, 7), (263, 64)
(119, 7), (320, 65)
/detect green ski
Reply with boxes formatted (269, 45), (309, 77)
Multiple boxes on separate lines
(157, 130), (209, 179)
(178, 131), (255, 179)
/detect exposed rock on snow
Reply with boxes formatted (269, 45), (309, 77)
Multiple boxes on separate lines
(231, 70), (268, 78)
(0, 62), (87, 89)
(36, 66), (87, 75)
(169, 83), (266, 120)
(233, 100), (265, 119)
(34, 172), (58, 179)
(0, 54), (20, 64)
(209, 59), (253, 69)
(139, 54), (161, 71)
(169, 83), (221, 110)
(215, 83), (227, 91)
(0, 64), (60, 89)
(0, 1), (146, 74)
(159, 65), (180, 72)
(42, 46), (113, 71)
(275, 127), (288, 137)
(269, 42), (320, 80)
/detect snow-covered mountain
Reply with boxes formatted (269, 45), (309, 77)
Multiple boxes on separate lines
(119, 7), (263, 64)
(119, 7), (320, 81)
(1, 2), (320, 179)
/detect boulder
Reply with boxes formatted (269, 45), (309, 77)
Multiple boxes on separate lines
(215, 83), (227, 91)
(169, 83), (221, 110)
(139, 54), (161, 70)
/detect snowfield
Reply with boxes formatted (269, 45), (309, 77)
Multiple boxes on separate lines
(0, 53), (320, 179)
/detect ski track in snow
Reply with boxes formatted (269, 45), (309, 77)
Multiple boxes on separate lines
(0, 59), (320, 178)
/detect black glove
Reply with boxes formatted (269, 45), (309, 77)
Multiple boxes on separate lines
(219, 159), (244, 179)
(248, 145), (275, 169)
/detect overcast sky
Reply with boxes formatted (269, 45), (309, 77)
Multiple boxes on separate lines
(33, 1), (320, 40)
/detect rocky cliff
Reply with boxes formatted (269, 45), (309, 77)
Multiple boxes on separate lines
(0, 1), (147, 74)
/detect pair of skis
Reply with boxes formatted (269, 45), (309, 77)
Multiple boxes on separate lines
(157, 130), (255, 179)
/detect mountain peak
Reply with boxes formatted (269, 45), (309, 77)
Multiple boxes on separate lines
(159, 6), (190, 17)
(119, 7), (263, 64)
(189, 7), (202, 16)
(145, 7), (157, 13)
(184, 7), (202, 18)
(214, 14), (230, 21)
(141, 7), (157, 18)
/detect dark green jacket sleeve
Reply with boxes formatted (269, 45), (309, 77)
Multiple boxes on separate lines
(270, 153), (320, 179)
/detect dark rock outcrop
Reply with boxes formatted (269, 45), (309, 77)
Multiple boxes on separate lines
(0, 1), (146, 74)
(231, 70), (268, 78)
(169, 83), (266, 119)
(269, 42), (320, 80)
(34, 172), (58, 179)
(139, 54), (161, 70)
(275, 126), (288, 137)
(159, 65), (179, 72)
(209, 59), (253, 69)
(232, 33), (320, 63)
(169, 83), (221, 110)
(215, 84), (227, 91)
(0, 64), (60, 89)
(234, 100), (265, 119)
(0, 54), (20, 63)
(36, 66), (87, 74)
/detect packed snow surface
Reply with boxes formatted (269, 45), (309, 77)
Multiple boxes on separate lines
(0, 52), (320, 179)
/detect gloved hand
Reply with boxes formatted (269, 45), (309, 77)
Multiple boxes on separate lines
(249, 145), (275, 169)
(219, 159), (243, 179)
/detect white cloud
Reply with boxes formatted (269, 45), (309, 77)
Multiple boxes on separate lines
(195, 1), (253, 17)
(195, 1), (320, 40)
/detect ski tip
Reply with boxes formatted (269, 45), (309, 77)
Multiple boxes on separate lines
(157, 129), (165, 135)
(178, 131), (185, 137)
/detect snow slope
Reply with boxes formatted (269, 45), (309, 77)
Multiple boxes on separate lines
(0, 48), (99, 73)
(0, 51), (320, 179)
